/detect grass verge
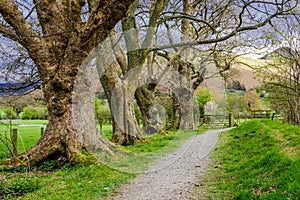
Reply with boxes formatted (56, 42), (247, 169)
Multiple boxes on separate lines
(196, 119), (300, 199)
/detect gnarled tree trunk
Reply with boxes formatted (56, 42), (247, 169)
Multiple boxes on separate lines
(98, 59), (142, 145)
(19, 58), (115, 166)
(0, 0), (134, 167)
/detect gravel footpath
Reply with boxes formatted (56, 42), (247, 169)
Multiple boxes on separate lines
(113, 128), (232, 200)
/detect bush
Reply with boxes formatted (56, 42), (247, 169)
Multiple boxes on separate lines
(95, 99), (112, 124)
(20, 106), (48, 120)
(21, 107), (33, 119)
(195, 88), (211, 115)
(2, 108), (17, 119)
(226, 94), (248, 116)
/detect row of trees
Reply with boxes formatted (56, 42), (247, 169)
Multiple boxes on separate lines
(226, 90), (262, 117)
(0, 106), (47, 120)
(0, 90), (46, 120)
(0, 0), (297, 166)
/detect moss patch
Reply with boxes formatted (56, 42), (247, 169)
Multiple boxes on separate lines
(71, 151), (97, 166)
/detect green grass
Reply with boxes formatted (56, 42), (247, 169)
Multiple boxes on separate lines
(1, 164), (134, 200)
(0, 120), (48, 159)
(0, 119), (48, 125)
(196, 119), (300, 199)
(0, 121), (112, 160)
(0, 121), (208, 199)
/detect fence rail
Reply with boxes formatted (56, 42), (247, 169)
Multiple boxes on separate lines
(200, 110), (281, 127)
(200, 114), (235, 127)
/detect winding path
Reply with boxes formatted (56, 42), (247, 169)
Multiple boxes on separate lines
(113, 128), (232, 200)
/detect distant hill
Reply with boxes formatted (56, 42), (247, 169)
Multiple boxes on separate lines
(227, 56), (266, 90)
(0, 82), (39, 96)
(228, 47), (297, 90)
(260, 47), (295, 60)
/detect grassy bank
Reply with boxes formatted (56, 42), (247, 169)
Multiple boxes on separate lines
(0, 122), (207, 199)
(197, 119), (300, 199)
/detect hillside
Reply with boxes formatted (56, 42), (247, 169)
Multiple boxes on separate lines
(227, 56), (267, 90)
(0, 82), (38, 96)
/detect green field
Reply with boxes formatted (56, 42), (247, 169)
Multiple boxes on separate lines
(0, 120), (114, 160)
(197, 119), (300, 199)
(0, 120), (48, 159)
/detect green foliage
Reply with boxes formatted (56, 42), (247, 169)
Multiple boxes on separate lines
(226, 93), (248, 116)
(195, 88), (211, 115)
(37, 160), (57, 171)
(94, 98), (111, 124)
(20, 106), (48, 120)
(0, 176), (40, 199)
(199, 120), (300, 199)
(3, 108), (17, 119)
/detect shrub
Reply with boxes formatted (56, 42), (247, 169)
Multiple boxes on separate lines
(195, 88), (211, 115)
(21, 107), (34, 119)
(95, 99), (112, 124)
(20, 106), (48, 120)
(3, 108), (17, 119)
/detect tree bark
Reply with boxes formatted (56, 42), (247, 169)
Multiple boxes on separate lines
(0, 0), (134, 167)
(17, 58), (115, 166)
(135, 85), (155, 126)
(111, 82), (141, 145)
(99, 64), (142, 145)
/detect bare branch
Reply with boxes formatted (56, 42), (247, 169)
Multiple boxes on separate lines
(0, 0), (39, 49)
(151, 5), (294, 51)
(0, 23), (19, 41)
(80, 0), (134, 52)
(159, 13), (217, 34)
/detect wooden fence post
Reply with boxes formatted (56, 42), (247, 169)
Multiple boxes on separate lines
(271, 113), (275, 120)
(11, 128), (18, 157)
(229, 113), (234, 127)
(41, 127), (44, 136)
